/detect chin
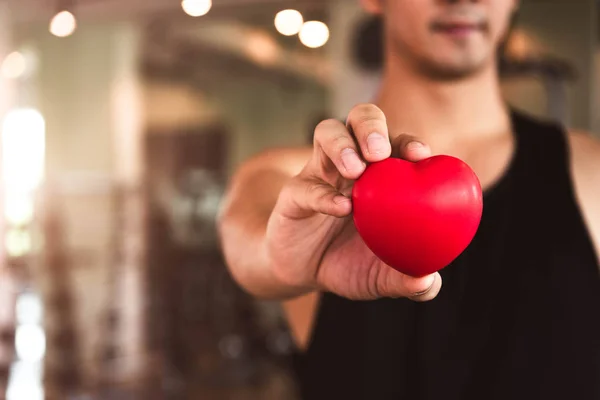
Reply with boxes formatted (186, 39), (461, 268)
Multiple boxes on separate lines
(419, 54), (490, 81)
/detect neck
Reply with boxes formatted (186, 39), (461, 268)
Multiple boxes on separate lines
(375, 54), (511, 146)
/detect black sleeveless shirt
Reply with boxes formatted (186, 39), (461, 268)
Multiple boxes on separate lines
(292, 111), (600, 400)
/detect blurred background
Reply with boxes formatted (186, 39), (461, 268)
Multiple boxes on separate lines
(0, 0), (598, 399)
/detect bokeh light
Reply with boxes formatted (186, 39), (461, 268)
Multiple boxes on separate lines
(1, 52), (26, 79)
(274, 9), (304, 36)
(15, 325), (46, 362)
(299, 21), (330, 48)
(2, 109), (46, 193)
(49, 11), (77, 38)
(182, 0), (212, 17)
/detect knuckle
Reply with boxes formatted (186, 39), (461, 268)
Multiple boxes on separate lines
(330, 134), (354, 154)
(368, 261), (384, 298)
(287, 173), (310, 196)
(404, 138), (420, 148)
(348, 103), (385, 123)
(379, 274), (402, 299)
(306, 182), (334, 212)
(392, 135), (419, 155)
(354, 118), (385, 137)
(395, 134), (417, 146)
(304, 180), (327, 201)
(279, 178), (298, 203)
(314, 119), (344, 142)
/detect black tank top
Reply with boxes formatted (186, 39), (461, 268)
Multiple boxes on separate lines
(292, 111), (600, 400)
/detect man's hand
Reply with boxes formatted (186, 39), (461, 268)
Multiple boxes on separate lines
(265, 104), (442, 300)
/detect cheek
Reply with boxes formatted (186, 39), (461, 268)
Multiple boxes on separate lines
(488, 4), (515, 42)
(385, 1), (432, 44)
(387, 16), (431, 52)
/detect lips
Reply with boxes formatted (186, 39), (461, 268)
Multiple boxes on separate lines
(431, 20), (486, 34)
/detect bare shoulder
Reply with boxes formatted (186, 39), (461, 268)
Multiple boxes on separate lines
(569, 130), (600, 166)
(568, 131), (600, 185)
(567, 130), (600, 262)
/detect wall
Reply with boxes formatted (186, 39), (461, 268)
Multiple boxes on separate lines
(20, 16), (327, 389)
(214, 80), (328, 176)
(0, 0), (17, 386)
(328, 0), (381, 118)
(29, 21), (147, 391)
(593, 49), (600, 136)
(144, 76), (328, 177)
(506, 0), (597, 130)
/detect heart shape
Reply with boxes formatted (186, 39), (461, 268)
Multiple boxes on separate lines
(352, 156), (483, 277)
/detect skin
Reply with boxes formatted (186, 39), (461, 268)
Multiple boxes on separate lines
(217, 0), (600, 349)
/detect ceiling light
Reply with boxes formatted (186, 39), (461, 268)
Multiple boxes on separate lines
(49, 10), (77, 37)
(182, 0), (212, 17)
(274, 9), (304, 36)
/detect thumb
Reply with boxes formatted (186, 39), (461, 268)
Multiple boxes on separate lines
(378, 268), (442, 301)
(392, 134), (432, 162)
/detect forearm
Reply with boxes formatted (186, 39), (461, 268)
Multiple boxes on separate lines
(218, 169), (314, 299)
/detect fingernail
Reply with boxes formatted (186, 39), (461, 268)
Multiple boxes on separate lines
(367, 133), (389, 155)
(333, 195), (350, 204)
(341, 148), (365, 173)
(406, 141), (424, 151)
(412, 274), (435, 296)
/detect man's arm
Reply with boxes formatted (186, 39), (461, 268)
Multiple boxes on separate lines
(568, 131), (600, 264)
(217, 146), (312, 298)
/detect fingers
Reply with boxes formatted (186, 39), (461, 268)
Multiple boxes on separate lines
(346, 104), (392, 162)
(392, 134), (432, 162)
(297, 107), (433, 223)
(377, 268), (442, 301)
(311, 106), (431, 180)
(408, 272), (442, 302)
(277, 175), (352, 219)
(309, 104), (403, 182)
(312, 119), (365, 180)
(290, 104), (394, 220)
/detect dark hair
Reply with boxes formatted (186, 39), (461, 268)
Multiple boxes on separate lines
(351, 16), (384, 72)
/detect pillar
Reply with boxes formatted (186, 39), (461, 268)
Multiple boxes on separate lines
(30, 20), (146, 394)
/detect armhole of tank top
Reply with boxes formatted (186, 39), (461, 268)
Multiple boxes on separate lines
(559, 127), (600, 265)
(482, 109), (522, 200)
(303, 292), (324, 352)
(287, 292), (324, 355)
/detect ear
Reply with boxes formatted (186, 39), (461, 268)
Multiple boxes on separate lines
(360, 0), (383, 15)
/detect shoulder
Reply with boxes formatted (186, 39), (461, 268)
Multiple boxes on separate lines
(568, 130), (600, 169)
(567, 130), (600, 262)
(567, 131), (600, 190)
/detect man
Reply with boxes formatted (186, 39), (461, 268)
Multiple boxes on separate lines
(217, 0), (600, 399)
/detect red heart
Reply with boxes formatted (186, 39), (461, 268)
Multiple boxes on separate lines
(351, 156), (483, 277)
